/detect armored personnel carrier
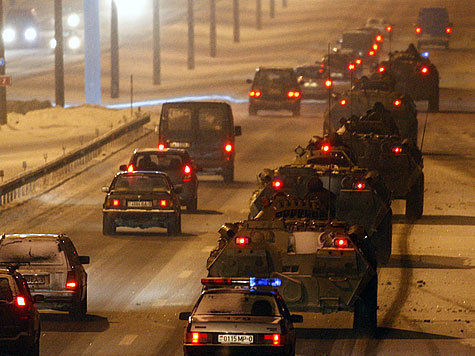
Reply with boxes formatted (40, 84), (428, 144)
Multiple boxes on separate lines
(376, 44), (439, 112)
(323, 76), (418, 144)
(248, 139), (392, 265)
(340, 107), (424, 219)
(207, 200), (380, 333)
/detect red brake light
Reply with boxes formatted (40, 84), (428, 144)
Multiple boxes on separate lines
(160, 199), (168, 207)
(324, 79), (332, 88)
(158, 143), (165, 150)
(318, 68), (324, 73)
(190, 332), (209, 344)
(415, 27), (422, 34)
(392, 146), (403, 154)
(393, 99), (401, 107)
(372, 43), (379, 51)
(355, 58), (362, 65)
(184, 165), (191, 174)
(378, 66), (386, 73)
(293, 91), (301, 98)
(287, 90), (300, 98)
(249, 90), (261, 97)
(66, 281), (77, 289)
(224, 143), (233, 153)
(348, 63), (355, 71)
(127, 164), (134, 172)
(264, 334), (281, 346)
(421, 66), (429, 74)
(376, 35), (383, 42)
(445, 27), (452, 34)
(340, 99), (347, 106)
(235, 236), (249, 245)
(112, 199), (120, 207)
(334, 238), (349, 248)
(16, 296), (26, 307)
(272, 180), (283, 189)
(355, 182), (366, 190)
(368, 50), (375, 56)
(66, 271), (77, 289)
(321, 143), (331, 152)
(386, 25), (392, 32)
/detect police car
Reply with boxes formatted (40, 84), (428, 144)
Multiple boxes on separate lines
(179, 277), (302, 356)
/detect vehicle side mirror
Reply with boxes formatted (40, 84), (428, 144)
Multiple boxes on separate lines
(246, 79), (252, 84)
(101, 186), (109, 193)
(234, 126), (242, 137)
(79, 256), (90, 265)
(174, 186), (183, 194)
(290, 314), (303, 323)
(179, 312), (191, 320)
(119, 164), (127, 171)
(33, 295), (45, 303)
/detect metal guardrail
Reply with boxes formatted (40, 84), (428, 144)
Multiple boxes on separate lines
(0, 113), (151, 207)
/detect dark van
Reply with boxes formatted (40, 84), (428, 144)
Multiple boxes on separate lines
(416, 8), (452, 49)
(158, 102), (241, 183)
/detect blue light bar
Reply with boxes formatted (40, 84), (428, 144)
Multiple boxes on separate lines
(249, 277), (282, 287)
(421, 51), (429, 58)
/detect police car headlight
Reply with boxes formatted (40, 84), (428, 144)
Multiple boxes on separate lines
(3, 28), (16, 43)
(24, 27), (37, 42)
(68, 36), (81, 50)
(67, 13), (80, 28)
(49, 38), (57, 49)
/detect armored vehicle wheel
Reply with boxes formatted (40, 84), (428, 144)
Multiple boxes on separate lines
(292, 105), (301, 117)
(428, 85), (439, 112)
(353, 274), (378, 335)
(249, 105), (258, 116)
(223, 165), (234, 183)
(406, 173), (424, 220)
(375, 209), (392, 265)
(102, 214), (116, 235)
(187, 197), (198, 212)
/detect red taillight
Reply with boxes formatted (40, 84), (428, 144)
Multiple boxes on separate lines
(368, 50), (375, 56)
(421, 66), (429, 74)
(355, 182), (366, 190)
(287, 90), (301, 98)
(393, 99), (401, 107)
(392, 146), (403, 154)
(224, 143), (233, 153)
(249, 90), (261, 97)
(348, 63), (355, 71)
(386, 25), (392, 32)
(184, 165), (191, 174)
(339, 99), (347, 106)
(264, 334), (281, 346)
(415, 27), (422, 34)
(112, 199), (120, 207)
(272, 180), (283, 189)
(372, 43), (379, 51)
(127, 164), (134, 172)
(66, 271), (77, 289)
(66, 281), (77, 289)
(324, 79), (333, 88)
(16, 296), (26, 307)
(321, 143), (331, 153)
(190, 332), (209, 344)
(158, 143), (165, 150)
(235, 236), (249, 245)
(376, 34), (383, 42)
(318, 68), (324, 73)
(445, 27), (452, 34)
(160, 199), (168, 207)
(378, 66), (386, 73)
(355, 58), (362, 65)
(334, 238), (349, 248)
(294, 91), (301, 98)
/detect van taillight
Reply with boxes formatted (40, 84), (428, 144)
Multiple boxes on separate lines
(66, 271), (77, 289)
(16, 296), (26, 307)
(158, 143), (165, 150)
(224, 143), (233, 153)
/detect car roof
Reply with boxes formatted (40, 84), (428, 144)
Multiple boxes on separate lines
(115, 171), (170, 177)
(202, 288), (277, 297)
(2, 234), (61, 241)
(258, 67), (294, 71)
(133, 148), (188, 155)
(162, 101), (230, 108)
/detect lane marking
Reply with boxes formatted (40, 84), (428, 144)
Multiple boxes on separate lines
(119, 334), (138, 346)
(201, 245), (215, 252)
(178, 270), (193, 279)
(153, 299), (169, 307)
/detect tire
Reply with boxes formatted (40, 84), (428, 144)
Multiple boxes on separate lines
(186, 196), (198, 212)
(353, 274), (378, 335)
(222, 165), (234, 183)
(249, 105), (257, 116)
(102, 214), (116, 235)
(375, 209), (392, 266)
(69, 290), (87, 320)
(292, 105), (301, 117)
(167, 214), (180, 235)
(428, 84), (439, 112)
(406, 173), (424, 219)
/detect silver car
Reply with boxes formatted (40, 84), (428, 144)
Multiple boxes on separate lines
(0, 234), (89, 320)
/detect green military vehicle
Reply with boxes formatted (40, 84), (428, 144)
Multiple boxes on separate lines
(339, 106), (424, 219)
(324, 77), (418, 144)
(376, 44), (439, 112)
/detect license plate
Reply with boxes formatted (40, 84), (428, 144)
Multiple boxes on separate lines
(24, 274), (47, 285)
(127, 200), (152, 208)
(170, 142), (190, 148)
(218, 334), (254, 344)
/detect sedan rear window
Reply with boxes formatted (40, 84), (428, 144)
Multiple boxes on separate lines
(114, 175), (169, 192)
(0, 278), (13, 302)
(195, 293), (280, 317)
(0, 240), (65, 266)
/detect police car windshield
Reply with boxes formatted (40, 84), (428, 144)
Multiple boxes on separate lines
(114, 175), (169, 192)
(195, 293), (280, 317)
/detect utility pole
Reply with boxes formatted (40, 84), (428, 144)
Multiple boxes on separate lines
(153, 0), (161, 84)
(256, 0), (262, 30)
(209, 0), (216, 57)
(187, 0), (194, 69)
(270, 0), (275, 19)
(111, 0), (119, 98)
(84, 0), (101, 104)
(282, 0), (287, 8)
(0, 0), (6, 125)
(233, 0), (239, 43)
(54, 0), (65, 107)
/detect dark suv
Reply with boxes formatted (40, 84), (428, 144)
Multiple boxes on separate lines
(0, 265), (42, 356)
(415, 8), (452, 49)
(159, 102), (241, 183)
(248, 67), (302, 116)
(120, 148), (199, 212)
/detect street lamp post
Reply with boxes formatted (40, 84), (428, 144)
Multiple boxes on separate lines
(111, 0), (119, 97)
(54, 0), (65, 107)
(0, 0), (6, 125)
(187, 0), (194, 69)
(256, 0), (262, 30)
(153, 0), (161, 84)
(233, 0), (240, 43)
(209, 0), (216, 57)
(270, 0), (275, 19)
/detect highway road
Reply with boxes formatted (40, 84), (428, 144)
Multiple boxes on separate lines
(0, 0), (473, 355)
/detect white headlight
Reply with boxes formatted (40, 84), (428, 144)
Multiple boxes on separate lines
(24, 27), (37, 42)
(310, 82), (318, 87)
(68, 36), (81, 50)
(49, 38), (57, 49)
(67, 13), (80, 28)
(3, 28), (16, 43)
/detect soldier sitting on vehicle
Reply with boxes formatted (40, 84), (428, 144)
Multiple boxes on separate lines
(305, 176), (336, 217)
(345, 102), (400, 136)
